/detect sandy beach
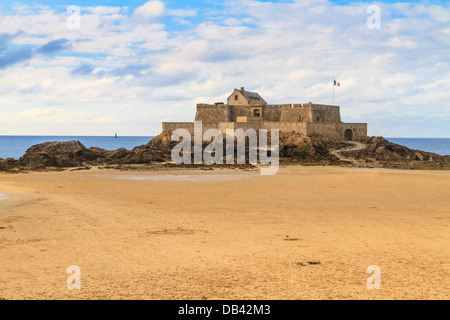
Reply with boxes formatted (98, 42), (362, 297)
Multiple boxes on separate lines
(0, 166), (448, 300)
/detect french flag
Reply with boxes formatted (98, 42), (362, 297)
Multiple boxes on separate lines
(334, 80), (341, 87)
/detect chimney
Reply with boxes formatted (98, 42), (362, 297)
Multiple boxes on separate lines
(241, 87), (245, 92)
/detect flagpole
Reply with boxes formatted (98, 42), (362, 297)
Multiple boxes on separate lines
(332, 77), (335, 106)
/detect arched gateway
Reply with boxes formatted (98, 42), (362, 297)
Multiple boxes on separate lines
(344, 129), (353, 141)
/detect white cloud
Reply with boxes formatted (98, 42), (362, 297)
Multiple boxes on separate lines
(85, 6), (125, 15)
(381, 73), (417, 86)
(0, 1), (449, 137)
(223, 17), (242, 26)
(385, 36), (418, 49)
(133, 1), (165, 19)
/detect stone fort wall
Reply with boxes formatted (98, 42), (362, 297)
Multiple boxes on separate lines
(306, 123), (367, 141)
(163, 102), (366, 142)
(195, 103), (341, 124)
(162, 121), (367, 142)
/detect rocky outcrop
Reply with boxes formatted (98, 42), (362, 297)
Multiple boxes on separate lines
(18, 140), (99, 169)
(278, 132), (348, 166)
(0, 158), (18, 171)
(340, 136), (450, 169)
(99, 132), (175, 164)
(1, 133), (449, 171)
(5, 132), (176, 169)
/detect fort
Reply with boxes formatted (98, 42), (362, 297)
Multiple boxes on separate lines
(162, 87), (367, 141)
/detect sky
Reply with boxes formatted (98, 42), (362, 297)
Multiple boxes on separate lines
(0, 0), (449, 137)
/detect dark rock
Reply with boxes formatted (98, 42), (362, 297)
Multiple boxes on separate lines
(341, 136), (450, 170)
(3, 132), (450, 171)
(18, 140), (98, 168)
(279, 132), (346, 166)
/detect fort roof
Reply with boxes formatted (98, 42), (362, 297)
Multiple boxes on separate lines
(241, 88), (267, 104)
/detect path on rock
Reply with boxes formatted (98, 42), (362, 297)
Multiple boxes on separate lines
(330, 141), (370, 167)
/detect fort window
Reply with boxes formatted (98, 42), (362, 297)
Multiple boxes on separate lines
(253, 109), (261, 117)
(235, 95), (238, 101)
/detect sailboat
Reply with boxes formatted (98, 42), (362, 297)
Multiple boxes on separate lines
(114, 132), (118, 138)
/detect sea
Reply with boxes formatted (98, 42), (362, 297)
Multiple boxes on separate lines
(0, 136), (154, 160)
(385, 138), (450, 156)
(0, 136), (449, 160)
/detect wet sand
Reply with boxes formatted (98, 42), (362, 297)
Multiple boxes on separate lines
(0, 166), (449, 299)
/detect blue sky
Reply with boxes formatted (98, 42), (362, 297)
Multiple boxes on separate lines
(0, 0), (449, 136)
